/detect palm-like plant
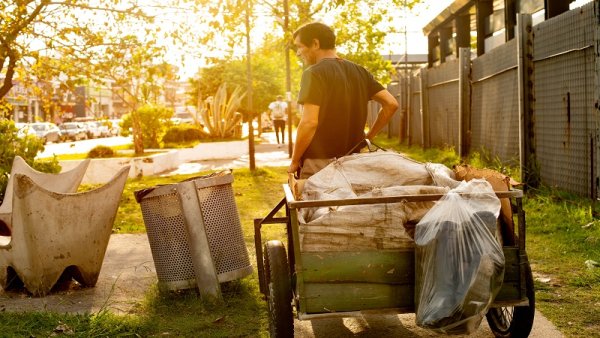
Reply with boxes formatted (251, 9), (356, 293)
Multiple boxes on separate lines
(200, 83), (245, 138)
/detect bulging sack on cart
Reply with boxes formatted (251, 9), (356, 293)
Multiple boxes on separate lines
(302, 152), (434, 197)
(414, 179), (505, 335)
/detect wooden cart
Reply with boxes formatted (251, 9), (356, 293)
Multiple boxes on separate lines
(254, 185), (535, 337)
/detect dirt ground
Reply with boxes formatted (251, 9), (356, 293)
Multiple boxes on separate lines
(0, 234), (155, 314)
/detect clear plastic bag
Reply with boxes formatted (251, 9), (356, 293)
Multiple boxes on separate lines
(414, 179), (505, 335)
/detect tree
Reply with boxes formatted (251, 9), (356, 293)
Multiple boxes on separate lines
(257, 0), (421, 82)
(88, 35), (174, 154)
(0, 1), (151, 101)
(190, 35), (302, 115)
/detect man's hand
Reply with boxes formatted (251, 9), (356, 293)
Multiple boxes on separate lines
(288, 103), (320, 178)
(288, 161), (301, 176)
(367, 90), (399, 139)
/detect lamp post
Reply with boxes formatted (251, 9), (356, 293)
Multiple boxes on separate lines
(284, 0), (293, 157)
(245, 0), (256, 170)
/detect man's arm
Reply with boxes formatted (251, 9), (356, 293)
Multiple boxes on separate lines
(288, 103), (319, 174)
(365, 89), (399, 140)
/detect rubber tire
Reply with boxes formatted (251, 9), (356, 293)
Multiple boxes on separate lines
(486, 264), (535, 338)
(264, 240), (294, 338)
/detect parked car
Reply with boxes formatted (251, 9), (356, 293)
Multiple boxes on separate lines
(82, 121), (101, 139)
(15, 123), (36, 139)
(91, 121), (110, 138)
(174, 112), (195, 125)
(59, 122), (88, 141)
(29, 122), (62, 144)
(108, 119), (122, 136)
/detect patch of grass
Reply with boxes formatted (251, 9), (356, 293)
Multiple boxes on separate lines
(136, 279), (268, 337)
(374, 138), (461, 168)
(52, 150), (165, 161)
(108, 167), (288, 237)
(0, 310), (153, 337)
(523, 186), (600, 337)
(163, 140), (201, 148)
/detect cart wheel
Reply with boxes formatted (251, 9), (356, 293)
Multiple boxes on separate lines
(264, 240), (294, 337)
(486, 264), (535, 338)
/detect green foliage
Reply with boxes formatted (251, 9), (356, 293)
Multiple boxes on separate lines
(87, 145), (116, 158)
(0, 311), (153, 337)
(333, 1), (396, 83)
(200, 84), (245, 139)
(162, 125), (204, 144)
(374, 137), (461, 168)
(0, 0), (157, 102)
(121, 105), (174, 149)
(190, 36), (303, 114)
(523, 186), (600, 336)
(0, 120), (60, 203)
(467, 148), (521, 182)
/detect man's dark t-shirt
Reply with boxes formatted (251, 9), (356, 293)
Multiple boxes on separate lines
(297, 58), (384, 160)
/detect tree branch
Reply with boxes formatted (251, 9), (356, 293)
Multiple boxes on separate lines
(0, 51), (18, 98)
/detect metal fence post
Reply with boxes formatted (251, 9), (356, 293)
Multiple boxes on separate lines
(517, 13), (535, 190)
(458, 47), (471, 158)
(420, 67), (430, 148)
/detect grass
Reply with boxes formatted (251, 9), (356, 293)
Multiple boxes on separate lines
(1, 137), (599, 336)
(52, 149), (166, 161)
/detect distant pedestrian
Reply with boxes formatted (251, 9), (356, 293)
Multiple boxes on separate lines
(269, 95), (288, 144)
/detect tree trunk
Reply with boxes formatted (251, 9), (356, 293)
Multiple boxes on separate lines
(131, 110), (144, 155)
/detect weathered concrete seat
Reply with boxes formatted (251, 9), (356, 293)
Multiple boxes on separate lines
(0, 166), (130, 296)
(0, 156), (90, 235)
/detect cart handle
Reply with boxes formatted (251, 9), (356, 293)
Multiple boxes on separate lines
(284, 185), (522, 209)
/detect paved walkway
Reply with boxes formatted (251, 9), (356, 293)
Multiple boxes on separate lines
(164, 135), (292, 175)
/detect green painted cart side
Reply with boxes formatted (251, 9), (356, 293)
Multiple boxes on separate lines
(254, 185), (534, 337)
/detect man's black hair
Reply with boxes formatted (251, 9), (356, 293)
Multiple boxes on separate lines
(293, 22), (336, 49)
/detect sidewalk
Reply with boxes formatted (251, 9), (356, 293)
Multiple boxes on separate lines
(58, 132), (293, 184)
(165, 132), (292, 176)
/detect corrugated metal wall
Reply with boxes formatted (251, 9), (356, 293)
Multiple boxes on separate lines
(386, 81), (402, 138)
(533, 3), (596, 197)
(471, 38), (520, 163)
(411, 2), (598, 198)
(424, 59), (460, 149)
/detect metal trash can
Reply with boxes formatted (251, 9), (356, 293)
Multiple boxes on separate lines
(135, 171), (253, 292)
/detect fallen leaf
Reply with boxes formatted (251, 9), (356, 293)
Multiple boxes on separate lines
(53, 323), (74, 335)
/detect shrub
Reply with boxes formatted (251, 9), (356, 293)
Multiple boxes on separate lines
(87, 145), (116, 158)
(0, 119), (60, 203)
(200, 83), (244, 139)
(120, 105), (173, 149)
(162, 125), (204, 144)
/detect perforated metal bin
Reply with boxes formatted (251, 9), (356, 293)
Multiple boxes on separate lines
(134, 171), (253, 291)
